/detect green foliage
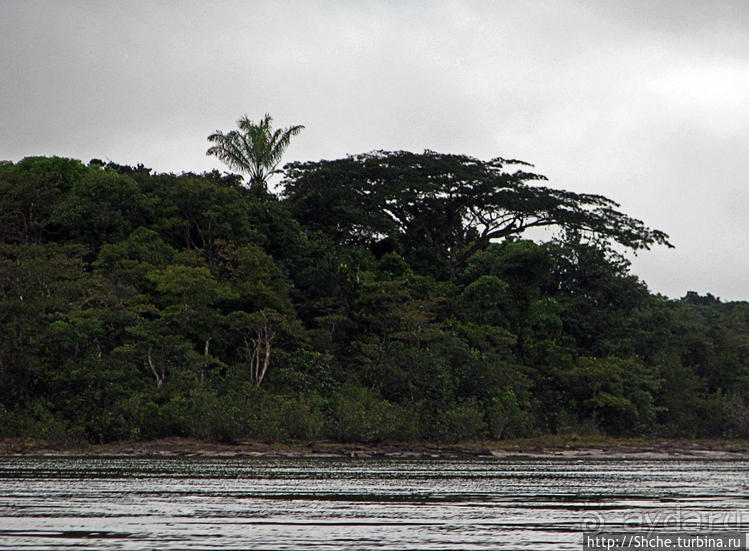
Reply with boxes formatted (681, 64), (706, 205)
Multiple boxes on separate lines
(485, 390), (534, 439)
(51, 168), (149, 249)
(207, 113), (304, 192)
(330, 385), (419, 442)
(0, 152), (744, 444)
(567, 356), (660, 435)
(431, 399), (487, 443)
(283, 151), (672, 272)
(0, 156), (88, 243)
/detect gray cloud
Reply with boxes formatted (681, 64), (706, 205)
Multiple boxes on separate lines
(2, 0), (748, 299)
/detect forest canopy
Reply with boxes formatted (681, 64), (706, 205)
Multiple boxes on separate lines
(1, 151), (747, 445)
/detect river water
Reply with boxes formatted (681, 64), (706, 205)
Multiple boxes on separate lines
(0, 456), (747, 550)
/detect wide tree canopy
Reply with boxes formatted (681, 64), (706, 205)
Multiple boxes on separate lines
(282, 150), (672, 269)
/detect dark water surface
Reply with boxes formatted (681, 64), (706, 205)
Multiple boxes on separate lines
(0, 456), (747, 550)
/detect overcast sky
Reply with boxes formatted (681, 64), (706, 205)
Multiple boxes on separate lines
(2, 0), (748, 300)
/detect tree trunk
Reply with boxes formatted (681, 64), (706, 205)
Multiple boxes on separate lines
(201, 338), (211, 385)
(245, 318), (276, 388)
(147, 345), (165, 388)
(257, 335), (272, 387)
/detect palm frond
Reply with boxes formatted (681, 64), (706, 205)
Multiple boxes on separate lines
(206, 113), (304, 188)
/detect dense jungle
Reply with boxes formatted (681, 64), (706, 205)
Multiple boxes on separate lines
(2, 122), (748, 444)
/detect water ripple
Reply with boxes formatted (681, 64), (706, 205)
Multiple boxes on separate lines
(0, 456), (747, 550)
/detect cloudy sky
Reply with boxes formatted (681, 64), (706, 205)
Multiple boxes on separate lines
(2, 1), (748, 300)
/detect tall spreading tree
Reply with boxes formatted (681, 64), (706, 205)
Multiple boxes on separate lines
(206, 113), (304, 193)
(283, 150), (672, 271)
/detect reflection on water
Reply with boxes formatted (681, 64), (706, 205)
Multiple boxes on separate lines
(0, 456), (747, 550)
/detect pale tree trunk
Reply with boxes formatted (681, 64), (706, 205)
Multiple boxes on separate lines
(201, 338), (211, 385)
(244, 317), (276, 388)
(147, 345), (165, 388)
(257, 333), (272, 387)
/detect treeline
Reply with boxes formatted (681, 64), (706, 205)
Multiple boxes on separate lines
(1, 154), (748, 444)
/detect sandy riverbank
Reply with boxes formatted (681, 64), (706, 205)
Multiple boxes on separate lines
(2, 436), (748, 459)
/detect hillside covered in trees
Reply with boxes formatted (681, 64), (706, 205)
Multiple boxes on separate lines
(1, 153), (748, 444)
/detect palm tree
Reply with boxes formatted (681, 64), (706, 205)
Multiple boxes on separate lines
(206, 113), (304, 192)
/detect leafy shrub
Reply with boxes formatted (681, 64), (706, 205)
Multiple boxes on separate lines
(485, 390), (534, 439)
(431, 398), (486, 442)
(329, 384), (417, 442)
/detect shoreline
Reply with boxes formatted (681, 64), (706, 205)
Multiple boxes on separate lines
(2, 436), (748, 459)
